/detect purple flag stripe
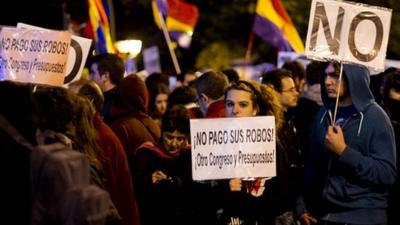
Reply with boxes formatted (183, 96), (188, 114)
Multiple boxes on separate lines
(155, 0), (168, 16)
(96, 27), (108, 54)
(252, 15), (292, 52)
(169, 31), (183, 42)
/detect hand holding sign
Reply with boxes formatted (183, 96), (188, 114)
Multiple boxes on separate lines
(324, 125), (346, 155)
(229, 178), (242, 192)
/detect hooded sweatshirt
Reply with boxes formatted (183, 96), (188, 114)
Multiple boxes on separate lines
(296, 64), (397, 224)
(109, 74), (161, 160)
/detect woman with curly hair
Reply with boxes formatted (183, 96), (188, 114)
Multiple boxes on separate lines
(221, 80), (288, 225)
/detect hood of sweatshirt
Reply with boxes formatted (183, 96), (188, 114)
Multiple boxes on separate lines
(321, 63), (375, 113)
(110, 73), (149, 119)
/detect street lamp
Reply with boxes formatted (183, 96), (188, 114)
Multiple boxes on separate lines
(114, 39), (142, 58)
(114, 39), (142, 74)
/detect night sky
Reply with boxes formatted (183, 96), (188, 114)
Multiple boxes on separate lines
(1, 0), (65, 29)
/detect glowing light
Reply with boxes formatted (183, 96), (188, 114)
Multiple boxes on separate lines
(114, 40), (142, 57)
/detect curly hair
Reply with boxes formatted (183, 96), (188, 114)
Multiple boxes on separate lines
(225, 80), (284, 132)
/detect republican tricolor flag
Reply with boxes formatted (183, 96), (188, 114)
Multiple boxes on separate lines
(252, 0), (304, 53)
(87, 0), (115, 53)
(152, 0), (199, 48)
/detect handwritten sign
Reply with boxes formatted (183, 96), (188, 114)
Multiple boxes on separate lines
(17, 23), (92, 85)
(0, 27), (71, 86)
(190, 116), (276, 180)
(306, 0), (392, 71)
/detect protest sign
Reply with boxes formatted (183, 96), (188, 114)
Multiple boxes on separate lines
(305, 0), (392, 71)
(190, 116), (276, 180)
(277, 51), (309, 69)
(143, 46), (162, 74)
(0, 27), (71, 86)
(17, 23), (92, 85)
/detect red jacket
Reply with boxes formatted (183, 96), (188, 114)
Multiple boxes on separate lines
(94, 113), (141, 225)
(205, 100), (226, 118)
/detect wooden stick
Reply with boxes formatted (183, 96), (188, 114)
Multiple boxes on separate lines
(157, 11), (181, 75)
(333, 62), (343, 124)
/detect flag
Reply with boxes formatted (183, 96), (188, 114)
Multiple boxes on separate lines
(152, 0), (199, 48)
(152, 0), (168, 27)
(252, 0), (304, 52)
(87, 0), (115, 53)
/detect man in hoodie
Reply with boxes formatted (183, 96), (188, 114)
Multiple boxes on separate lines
(108, 73), (161, 174)
(296, 62), (396, 225)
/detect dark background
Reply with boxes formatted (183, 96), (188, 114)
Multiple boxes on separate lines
(1, 0), (399, 74)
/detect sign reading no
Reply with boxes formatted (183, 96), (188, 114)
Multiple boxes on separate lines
(305, 0), (392, 71)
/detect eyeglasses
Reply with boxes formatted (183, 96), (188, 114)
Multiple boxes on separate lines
(281, 87), (298, 93)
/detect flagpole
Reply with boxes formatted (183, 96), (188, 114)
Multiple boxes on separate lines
(245, 30), (254, 62)
(107, 0), (116, 42)
(157, 11), (181, 75)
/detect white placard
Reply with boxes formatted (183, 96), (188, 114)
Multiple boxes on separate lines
(190, 116), (276, 180)
(17, 23), (92, 85)
(305, 0), (392, 71)
(0, 27), (71, 86)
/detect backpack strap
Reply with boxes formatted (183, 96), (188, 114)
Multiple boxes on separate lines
(36, 129), (73, 147)
(0, 115), (34, 150)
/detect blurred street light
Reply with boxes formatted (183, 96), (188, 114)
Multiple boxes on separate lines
(114, 39), (142, 57)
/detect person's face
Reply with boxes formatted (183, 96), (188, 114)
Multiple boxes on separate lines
(197, 93), (208, 116)
(225, 89), (258, 117)
(389, 88), (400, 100)
(324, 63), (347, 99)
(279, 77), (299, 110)
(155, 93), (168, 115)
(90, 63), (105, 91)
(162, 130), (187, 156)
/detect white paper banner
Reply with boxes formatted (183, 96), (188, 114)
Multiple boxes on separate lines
(305, 0), (392, 71)
(190, 116), (276, 180)
(17, 23), (92, 85)
(0, 27), (71, 86)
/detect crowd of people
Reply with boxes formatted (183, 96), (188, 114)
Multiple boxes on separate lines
(1, 52), (399, 225)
